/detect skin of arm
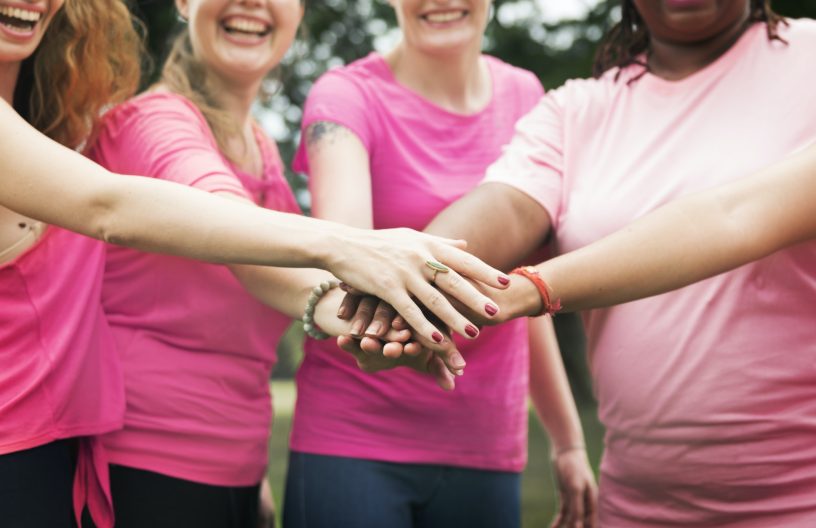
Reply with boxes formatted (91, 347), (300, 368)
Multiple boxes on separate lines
(533, 142), (816, 313)
(0, 100), (509, 344)
(528, 316), (597, 528)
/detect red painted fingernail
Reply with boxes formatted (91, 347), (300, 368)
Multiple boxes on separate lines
(465, 324), (479, 338)
(498, 275), (510, 286)
(432, 331), (444, 343)
(485, 303), (498, 316)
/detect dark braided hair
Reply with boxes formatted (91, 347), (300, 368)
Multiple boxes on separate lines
(593, 0), (787, 79)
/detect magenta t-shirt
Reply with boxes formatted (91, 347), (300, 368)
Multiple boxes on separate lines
(89, 92), (301, 486)
(291, 54), (544, 472)
(0, 229), (123, 453)
(486, 21), (816, 525)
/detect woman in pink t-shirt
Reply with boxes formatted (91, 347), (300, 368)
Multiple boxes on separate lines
(288, 1), (597, 527)
(87, 1), (502, 527)
(379, 1), (816, 526)
(0, 2), (511, 527)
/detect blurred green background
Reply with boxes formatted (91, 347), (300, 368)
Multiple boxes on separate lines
(130, 0), (816, 524)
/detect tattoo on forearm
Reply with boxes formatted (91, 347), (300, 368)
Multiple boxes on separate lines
(307, 121), (349, 148)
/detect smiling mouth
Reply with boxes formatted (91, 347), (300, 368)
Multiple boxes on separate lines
(422, 10), (468, 24)
(0, 5), (42, 32)
(221, 16), (272, 38)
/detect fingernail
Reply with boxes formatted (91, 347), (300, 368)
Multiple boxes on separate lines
(432, 331), (444, 343)
(485, 303), (498, 316)
(351, 321), (364, 337)
(365, 322), (383, 336)
(337, 306), (348, 318)
(498, 275), (510, 286)
(452, 355), (466, 369)
(464, 324), (479, 338)
(454, 368), (465, 377)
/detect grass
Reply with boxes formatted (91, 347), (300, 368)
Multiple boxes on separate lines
(267, 380), (604, 527)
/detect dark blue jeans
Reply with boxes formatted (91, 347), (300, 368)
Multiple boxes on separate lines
(0, 440), (77, 528)
(283, 451), (521, 528)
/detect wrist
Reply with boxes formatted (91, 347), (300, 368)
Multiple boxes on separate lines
(302, 279), (341, 339)
(501, 275), (544, 320)
(510, 266), (561, 317)
(550, 443), (587, 460)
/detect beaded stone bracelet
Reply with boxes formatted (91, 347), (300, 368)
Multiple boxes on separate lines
(302, 279), (340, 340)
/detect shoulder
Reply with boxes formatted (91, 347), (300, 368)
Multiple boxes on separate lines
(484, 55), (544, 115)
(97, 91), (209, 139)
(484, 55), (542, 93)
(309, 53), (390, 102)
(777, 17), (816, 40)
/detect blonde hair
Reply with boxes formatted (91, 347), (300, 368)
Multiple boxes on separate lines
(160, 28), (243, 161)
(14, 0), (142, 149)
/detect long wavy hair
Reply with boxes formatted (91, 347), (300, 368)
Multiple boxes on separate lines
(12, 0), (142, 150)
(593, 0), (787, 78)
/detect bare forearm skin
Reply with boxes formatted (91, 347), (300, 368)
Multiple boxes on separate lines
(528, 317), (586, 451)
(1, 100), (349, 270)
(425, 183), (552, 270)
(538, 144), (816, 312)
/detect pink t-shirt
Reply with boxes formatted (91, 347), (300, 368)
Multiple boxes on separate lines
(0, 229), (123, 453)
(485, 21), (816, 526)
(291, 53), (543, 472)
(89, 92), (301, 486)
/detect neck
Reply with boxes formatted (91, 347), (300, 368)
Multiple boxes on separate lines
(385, 40), (490, 114)
(0, 61), (21, 104)
(647, 13), (751, 80)
(207, 73), (260, 130)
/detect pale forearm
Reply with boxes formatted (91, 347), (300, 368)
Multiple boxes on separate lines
(1, 103), (342, 268)
(537, 144), (816, 312)
(528, 317), (585, 451)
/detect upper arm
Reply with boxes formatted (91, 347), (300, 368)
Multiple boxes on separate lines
(0, 98), (117, 237)
(91, 95), (248, 199)
(304, 121), (373, 228)
(294, 72), (376, 228)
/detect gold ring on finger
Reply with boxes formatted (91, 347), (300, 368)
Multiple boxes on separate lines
(425, 260), (450, 283)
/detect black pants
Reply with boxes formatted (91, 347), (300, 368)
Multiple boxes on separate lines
(105, 465), (260, 528)
(0, 439), (77, 528)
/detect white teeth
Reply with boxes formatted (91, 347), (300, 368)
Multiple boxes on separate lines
(0, 5), (42, 22)
(424, 11), (465, 23)
(223, 17), (268, 34)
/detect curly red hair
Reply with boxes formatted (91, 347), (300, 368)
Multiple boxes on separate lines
(13, 0), (142, 149)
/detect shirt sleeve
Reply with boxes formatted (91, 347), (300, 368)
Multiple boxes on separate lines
(482, 89), (565, 228)
(91, 93), (249, 199)
(292, 70), (373, 174)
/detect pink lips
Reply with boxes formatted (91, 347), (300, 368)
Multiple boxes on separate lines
(663, 0), (711, 9)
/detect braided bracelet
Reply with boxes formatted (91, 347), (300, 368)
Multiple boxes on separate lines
(302, 279), (340, 340)
(510, 266), (561, 317)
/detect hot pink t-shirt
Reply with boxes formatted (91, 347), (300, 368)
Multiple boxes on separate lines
(0, 229), (123, 453)
(89, 92), (301, 486)
(291, 54), (543, 472)
(485, 21), (816, 526)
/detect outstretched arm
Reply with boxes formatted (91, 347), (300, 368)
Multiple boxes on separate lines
(530, 143), (816, 313)
(0, 99), (507, 345)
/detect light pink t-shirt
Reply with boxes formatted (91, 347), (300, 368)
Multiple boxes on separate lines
(0, 229), (123, 453)
(89, 92), (301, 486)
(485, 21), (816, 526)
(291, 54), (543, 472)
